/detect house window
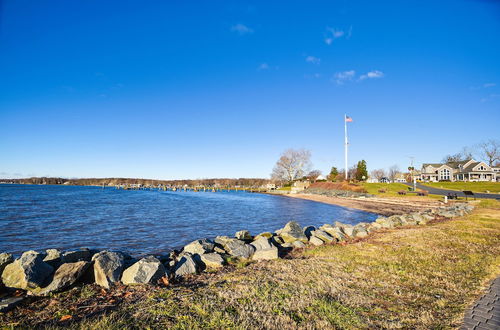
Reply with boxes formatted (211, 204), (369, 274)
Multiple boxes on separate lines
(440, 168), (450, 180)
(478, 165), (486, 171)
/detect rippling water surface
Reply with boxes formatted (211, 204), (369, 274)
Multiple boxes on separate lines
(0, 184), (377, 256)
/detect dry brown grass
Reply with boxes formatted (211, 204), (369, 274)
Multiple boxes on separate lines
(1, 203), (499, 329)
(309, 182), (368, 193)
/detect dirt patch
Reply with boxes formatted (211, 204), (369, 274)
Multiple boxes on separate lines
(309, 182), (367, 193)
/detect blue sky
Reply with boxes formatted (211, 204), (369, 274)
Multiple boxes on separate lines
(1, 0), (499, 179)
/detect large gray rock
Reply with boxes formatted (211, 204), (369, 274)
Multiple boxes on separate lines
(92, 251), (125, 288)
(61, 248), (92, 263)
(356, 222), (372, 232)
(309, 236), (324, 246)
(375, 216), (394, 228)
(122, 256), (166, 285)
(214, 235), (234, 246)
(352, 226), (368, 238)
(43, 249), (61, 268)
(387, 215), (403, 226)
(368, 222), (383, 230)
(335, 222), (355, 237)
(1, 251), (53, 290)
(254, 232), (273, 240)
(183, 239), (215, 255)
(250, 236), (274, 251)
(311, 229), (335, 243)
(251, 237), (278, 261)
(198, 253), (224, 268)
(235, 230), (252, 240)
(215, 236), (255, 258)
(0, 253), (14, 275)
(253, 248), (278, 261)
(319, 224), (347, 241)
(36, 261), (90, 295)
(279, 221), (308, 243)
(226, 240), (255, 258)
(271, 236), (285, 247)
(418, 213), (434, 224)
(173, 254), (198, 277)
(292, 241), (306, 248)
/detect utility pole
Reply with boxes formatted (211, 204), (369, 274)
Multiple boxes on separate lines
(344, 114), (349, 181)
(408, 156), (416, 191)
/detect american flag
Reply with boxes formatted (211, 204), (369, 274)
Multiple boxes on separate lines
(345, 116), (353, 122)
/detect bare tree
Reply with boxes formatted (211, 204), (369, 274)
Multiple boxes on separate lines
(306, 170), (322, 181)
(370, 168), (386, 181)
(477, 139), (500, 166)
(347, 165), (357, 181)
(388, 165), (400, 183)
(442, 147), (474, 163)
(271, 149), (312, 183)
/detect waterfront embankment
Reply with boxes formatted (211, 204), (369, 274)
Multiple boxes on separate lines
(1, 200), (499, 328)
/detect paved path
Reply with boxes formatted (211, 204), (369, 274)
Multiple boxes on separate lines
(462, 277), (500, 329)
(403, 183), (500, 199)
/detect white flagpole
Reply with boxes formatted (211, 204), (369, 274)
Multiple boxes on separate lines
(344, 114), (348, 180)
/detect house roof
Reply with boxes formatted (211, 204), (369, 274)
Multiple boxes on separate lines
(445, 160), (472, 169)
(422, 159), (473, 170)
(462, 161), (481, 171)
(422, 163), (443, 168)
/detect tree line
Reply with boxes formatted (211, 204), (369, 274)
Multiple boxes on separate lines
(442, 139), (500, 166)
(271, 148), (370, 184)
(4, 177), (272, 188)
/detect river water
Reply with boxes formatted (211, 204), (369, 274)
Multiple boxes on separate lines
(0, 184), (378, 256)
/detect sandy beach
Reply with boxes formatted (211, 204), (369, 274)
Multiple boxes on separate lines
(287, 193), (444, 216)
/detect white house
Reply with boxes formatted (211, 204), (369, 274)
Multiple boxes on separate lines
(394, 173), (407, 183)
(291, 180), (310, 193)
(420, 159), (497, 182)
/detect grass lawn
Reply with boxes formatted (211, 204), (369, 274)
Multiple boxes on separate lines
(360, 183), (445, 200)
(2, 201), (499, 328)
(361, 182), (411, 196)
(421, 182), (500, 193)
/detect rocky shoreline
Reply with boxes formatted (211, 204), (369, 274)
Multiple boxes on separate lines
(0, 203), (474, 313)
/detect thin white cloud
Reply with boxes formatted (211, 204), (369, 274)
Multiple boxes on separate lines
(480, 93), (500, 103)
(333, 70), (356, 84)
(325, 26), (351, 45)
(305, 56), (321, 65)
(470, 82), (496, 90)
(333, 69), (384, 84)
(231, 23), (253, 35)
(304, 73), (322, 79)
(359, 70), (384, 80)
(346, 25), (353, 39)
(258, 63), (269, 70)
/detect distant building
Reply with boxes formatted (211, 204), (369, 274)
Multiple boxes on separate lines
(493, 166), (500, 182)
(375, 177), (390, 183)
(420, 159), (497, 182)
(263, 183), (276, 190)
(291, 180), (310, 193)
(315, 175), (327, 181)
(394, 173), (407, 183)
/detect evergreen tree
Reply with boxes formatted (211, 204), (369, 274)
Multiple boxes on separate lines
(328, 167), (338, 181)
(355, 160), (368, 181)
